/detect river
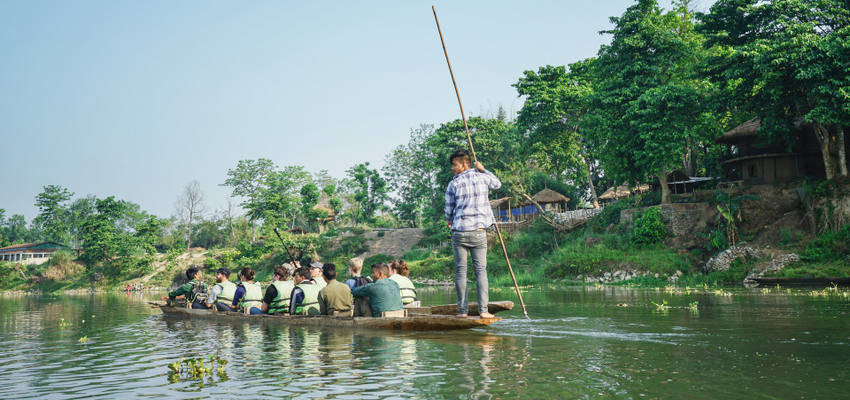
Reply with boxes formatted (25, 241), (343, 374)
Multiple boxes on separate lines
(1, 286), (848, 399)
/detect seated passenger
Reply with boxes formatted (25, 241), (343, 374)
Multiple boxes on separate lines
(262, 265), (295, 315)
(344, 257), (371, 289)
(310, 261), (327, 290)
(351, 263), (403, 317)
(206, 267), (237, 312)
(163, 266), (209, 309)
(289, 266), (321, 315)
(318, 263), (353, 315)
(232, 267), (263, 315)
(388, 260), (419, 307)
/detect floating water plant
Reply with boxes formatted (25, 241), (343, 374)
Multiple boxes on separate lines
(167, 355), (229, 383)
(78, 336), (89, 343)
(688, 301), (699, 313)
(651, 300), (670, 312)
(58, 318), (68, 329)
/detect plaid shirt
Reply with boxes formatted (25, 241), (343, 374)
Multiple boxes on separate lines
(445, 168), (502, 231)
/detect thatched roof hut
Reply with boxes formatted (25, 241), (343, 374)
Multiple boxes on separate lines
(529, 188), (570, 204)
(715, 118), (761, 144)
(489, 197), (511, 209)
(598, 184), (650, 200)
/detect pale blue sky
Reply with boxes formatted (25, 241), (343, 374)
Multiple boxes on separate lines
(0, 1), (709, 220)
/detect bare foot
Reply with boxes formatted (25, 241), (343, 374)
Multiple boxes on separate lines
(479, 312), (495, 319)
(456, 313), (468, 318)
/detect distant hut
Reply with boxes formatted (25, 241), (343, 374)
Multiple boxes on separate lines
(715, 118), (827, 183)
(528, 188), (570, 213)
(598, 184), (650, 203)
(490, 197), (512, 222)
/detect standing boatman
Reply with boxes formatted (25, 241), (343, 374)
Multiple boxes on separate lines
(445, 149), (500, 318)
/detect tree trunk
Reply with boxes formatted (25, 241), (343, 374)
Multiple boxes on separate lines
(813, 123), (835, 180)
(186, 211), (193, 251)
(837, 126), (847, 177)
(250, 220), (255, 243)
(583, 155), (600, 209)
(658, 171), (671, 204)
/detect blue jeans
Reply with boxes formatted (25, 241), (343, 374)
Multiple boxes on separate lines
(215, 303), (237, 312)
(452, 230), (489, 314)
(248, 307), (265, 315)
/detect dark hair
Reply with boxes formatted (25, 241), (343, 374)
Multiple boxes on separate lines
(239, 267), (255, 281)
(273, 266), (290, 280)
(215, 267), (230, 277)
(392, 260), (410, 277)
(186, 266), (200, 280)
(449, 149), (471, 165)
(295, 266), (311, 281)
(322, 263), (337, 281)
(371, 262), (389, 277)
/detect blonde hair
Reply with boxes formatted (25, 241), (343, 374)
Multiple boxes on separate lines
(348, 257), (364, 274)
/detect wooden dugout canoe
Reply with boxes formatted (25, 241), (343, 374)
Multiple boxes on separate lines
(154, 303), (504, 331)
(406, 300), (514, 316)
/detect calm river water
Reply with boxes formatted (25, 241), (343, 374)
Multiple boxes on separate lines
(1, 286), (848, 399)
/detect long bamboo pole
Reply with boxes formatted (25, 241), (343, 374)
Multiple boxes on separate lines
(432, 6), (529, 318)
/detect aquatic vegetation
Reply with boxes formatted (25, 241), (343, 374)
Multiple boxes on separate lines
(688, 301), (699, 312)
(712, 289), (733, 297)
(617, 303), (629, 307)
(58, 318), (68, 329)
(78, 336), (88, 343)
(651, 300), (670, 312)
(168, 355), (228, 383)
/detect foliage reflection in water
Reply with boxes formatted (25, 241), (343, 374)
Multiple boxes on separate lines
(0, 286), (849, 398)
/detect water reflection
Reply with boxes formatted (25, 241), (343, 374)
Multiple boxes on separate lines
(1, 288), (850, 399)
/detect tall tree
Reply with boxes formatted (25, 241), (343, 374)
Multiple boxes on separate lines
(588, 0), (716, 203)
(257, 166), (311, 232)
(33, 185), (73, 243)
(176, 180), (205, 250)
(345, 162), (388, 224)
(698, 0), (850, 179)
(514, 60), (601, 207)
(222, 158), (276, 241)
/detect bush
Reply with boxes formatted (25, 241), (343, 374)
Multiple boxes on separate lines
(801, 225), (850, 262)
(632, 207), (667, 245)
(588, 199), (635, 231)
(364, 253), (394, 268)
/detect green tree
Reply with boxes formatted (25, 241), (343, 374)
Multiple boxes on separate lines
(383, 124), (437, 226)
(514, 60), (601, 207)
(222, 158), (277, 241)
(257, 166), (311, 233)
(588, 0), (716, 203)
(67, 196), (96, 250)
(33, 185), (73, 243)
(345, 162), (388, 224)
(79, 197), (133, 266)
(698, 0), (849, 179)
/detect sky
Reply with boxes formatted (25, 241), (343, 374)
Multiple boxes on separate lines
(0, 0), (712, 220)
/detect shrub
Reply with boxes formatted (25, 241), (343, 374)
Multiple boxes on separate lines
(364, 253), (393, 268)
(801, 225), (850, 262)
(632, 207), (667, 245)
(588, 198), (635, 231)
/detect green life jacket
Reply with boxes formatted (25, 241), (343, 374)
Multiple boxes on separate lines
(238, 281), (263, 312)
(294, 281), (321, 316)
(268, 280), (295, 314)
(214, 281), (237, 306)
(313, 277), (327, 291)
(390, 275), (418, 304)
(188, 279), (209, 304)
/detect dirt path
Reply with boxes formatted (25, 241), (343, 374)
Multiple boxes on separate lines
(358, 228), (424, 259)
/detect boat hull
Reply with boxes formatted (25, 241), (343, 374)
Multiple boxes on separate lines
(156, 305), (500, 331)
